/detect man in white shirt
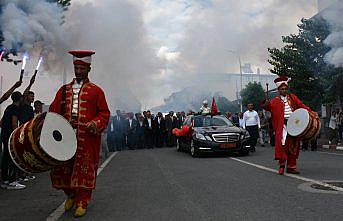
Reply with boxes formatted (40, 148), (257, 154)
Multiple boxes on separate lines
(329, 111), (338, 145)
(242, 103), (260, 152)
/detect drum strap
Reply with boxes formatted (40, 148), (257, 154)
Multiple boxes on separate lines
(288, 94), (297, 110)
(61, 85), (66, 116)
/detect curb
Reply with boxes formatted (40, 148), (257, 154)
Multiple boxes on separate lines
(322, 144), (343, 151)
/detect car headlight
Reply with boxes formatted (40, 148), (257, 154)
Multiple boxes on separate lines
(196, 133), (207, 140)
(241, 132), (250, 140)
(205, 135), (212, 141)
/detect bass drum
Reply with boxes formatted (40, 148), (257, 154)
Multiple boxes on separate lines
(9, 112), (77, 173)
(287, 108), (320, 141)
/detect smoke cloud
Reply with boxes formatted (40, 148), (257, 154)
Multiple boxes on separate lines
(175, 0), (317, 76)
(0, 0), (318, 112)
(63, 0), (160, 112)
(0, 0), (160, 112)
(0, 0), (69, 68)
(149, 0), (317, 107)
(322, 1), (343, 67)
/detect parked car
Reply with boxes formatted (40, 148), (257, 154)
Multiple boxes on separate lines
(176, 114), (251, 157)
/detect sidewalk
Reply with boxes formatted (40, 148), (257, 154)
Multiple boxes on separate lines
(318, 138), (343, 151)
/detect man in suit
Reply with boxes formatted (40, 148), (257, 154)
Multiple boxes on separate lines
(125, 112), (137, 150)
(144, 110), (155, 148)
(154, 112), (166, 147)
(176, 111), (186, 129)
(181, 111), (186, 125)
(166, 111), (177, 147)
(107, 116), (116, 152)
(136, 114), (145, 148)
(113, 109), (125, 151)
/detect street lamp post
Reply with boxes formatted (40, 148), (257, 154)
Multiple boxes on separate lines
(238, 56), (243, 112)
(228, 50), (243, 112)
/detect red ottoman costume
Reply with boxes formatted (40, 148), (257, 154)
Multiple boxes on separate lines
(49, 51), (110, 210)
(261, 76), (313, 174)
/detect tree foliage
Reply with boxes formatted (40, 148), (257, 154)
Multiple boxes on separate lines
(268, 17), (342, 110)
(240, 82), (265, 111)
(215, 94), (240, 114)
(55, 0), (72, 10)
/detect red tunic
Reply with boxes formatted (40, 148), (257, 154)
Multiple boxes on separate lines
(261, 94), (311, 160)
(49, 78), (110, 189)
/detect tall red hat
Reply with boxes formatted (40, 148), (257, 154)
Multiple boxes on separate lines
(274, 76), (289, 89)
(68, 50), (95, 66)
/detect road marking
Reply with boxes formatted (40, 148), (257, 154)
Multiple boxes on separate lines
(317, 151), (343, 156)
(46, 152), (118, 221)
(231, 157), (343, 192)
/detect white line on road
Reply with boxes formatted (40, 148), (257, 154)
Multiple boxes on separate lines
(230, 157), (343, 192)
(46, 152), (118, 221)
(317, 151), (343, 156)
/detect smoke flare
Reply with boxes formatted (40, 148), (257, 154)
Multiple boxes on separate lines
(35, 56), (43, 71)
(21, 54), (28, 70)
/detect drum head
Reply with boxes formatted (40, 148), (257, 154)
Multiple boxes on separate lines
(287, 108), (310, 137)
(40, 112), (77, 161)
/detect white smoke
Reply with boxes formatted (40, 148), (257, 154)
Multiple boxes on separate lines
(0, 0), (319, 111)
(176, 0), (318, 76)
(63, 0), (160, 112)
(155, 0), (318, 103)
(0, 0), (161, 112)
(322, 1), (343, 67)
(0, 0), (68, 66)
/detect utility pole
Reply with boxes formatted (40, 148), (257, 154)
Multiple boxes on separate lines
(228, 50), (243, 112)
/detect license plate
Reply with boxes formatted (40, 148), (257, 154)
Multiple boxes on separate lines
(220, 143), (236, 148)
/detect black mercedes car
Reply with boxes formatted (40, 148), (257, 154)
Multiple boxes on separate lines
(176, 114), (251, 157)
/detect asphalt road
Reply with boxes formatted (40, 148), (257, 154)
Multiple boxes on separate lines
(1, 146), (343, 221)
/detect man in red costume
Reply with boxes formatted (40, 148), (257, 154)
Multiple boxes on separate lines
(261, 76), (317, 175)
(49, 50), (110, 217)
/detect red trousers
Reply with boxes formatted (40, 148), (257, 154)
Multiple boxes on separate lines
(63, 188), (93, 209)
(277, 136), (298, 170)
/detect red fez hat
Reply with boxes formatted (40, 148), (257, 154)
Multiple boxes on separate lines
(68, 50), (95, 66)
(274, 76), (289, 89)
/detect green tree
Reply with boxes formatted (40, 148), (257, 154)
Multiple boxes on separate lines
(55, 0), (71, 10)
(268, 17), (341, 110)
(216, 95), (240, 114)
(240, 82), (265, 111)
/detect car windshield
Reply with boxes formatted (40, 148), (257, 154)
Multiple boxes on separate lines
(193, 116), (233, 127)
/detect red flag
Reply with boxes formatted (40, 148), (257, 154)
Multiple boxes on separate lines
(211, 97), (219, 114)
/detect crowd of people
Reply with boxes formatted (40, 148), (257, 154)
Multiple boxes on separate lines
(105, 101), (275, 154)
(0, 74), (44, 190)
(106, 110), (187, 151)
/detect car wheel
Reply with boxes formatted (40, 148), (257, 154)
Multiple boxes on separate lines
(239, 149), (250, 156)
(190, 140), (198, 157)
(176, 139), (181, 152)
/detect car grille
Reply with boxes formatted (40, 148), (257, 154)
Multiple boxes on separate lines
(212, 133), (240, 143)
